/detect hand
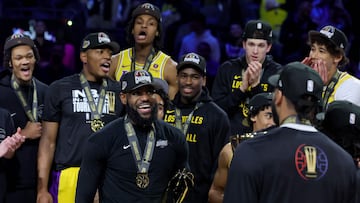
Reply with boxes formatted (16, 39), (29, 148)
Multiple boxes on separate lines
(240, 69), (250, 92)
(23, 121), (42, 139)
(0, 127), (25, 158)
(303, 57), (328, 84)
(247, 61), (262, 87)
(301, 57), (312, 66)
(311, 59), (328, 84)
(37, 191), (53, 203)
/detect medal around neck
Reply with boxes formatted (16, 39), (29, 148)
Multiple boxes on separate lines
(91, 119), (104, 132)
(136, 173), (150, 189)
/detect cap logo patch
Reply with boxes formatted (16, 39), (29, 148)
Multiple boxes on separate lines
(256, 22), (262, 30)
(320, 26), (335, 40)
(134, 70), (151, 84)
(141, 3), (155, 10)
(10, 33), (25, 39)
(306, 80), (314, 92)
(121, 81), (128, 91)
(184, 53), (200, 64)
(98, 32), (110, 43)
(349, 113), (356, 125)
(82, 40), (90, 49)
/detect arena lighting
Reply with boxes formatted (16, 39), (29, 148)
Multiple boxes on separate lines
(67, 20), (73, 27)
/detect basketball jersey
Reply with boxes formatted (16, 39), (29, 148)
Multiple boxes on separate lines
(326, 71), (352, 104)
(114, 48), (170, 81)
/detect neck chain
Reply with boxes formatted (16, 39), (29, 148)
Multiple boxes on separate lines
(11, 74), (38, 121)
(175, 102), (203, 135)
(124, 115), (155, 189)
(281, 115), (311, 125)
(131, 47), (156, 72)
(79, 73), (107, 132)
(323, 70), (341, 109)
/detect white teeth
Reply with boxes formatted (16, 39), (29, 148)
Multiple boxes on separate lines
(138, 104), (150, 109)
(102, 63), (110, 67)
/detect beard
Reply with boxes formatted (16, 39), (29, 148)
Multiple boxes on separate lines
(271, 102), (280, 126)
(126, 103), (157, 128)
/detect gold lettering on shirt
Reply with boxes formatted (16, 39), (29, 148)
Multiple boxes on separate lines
(186, 133), (197, 142)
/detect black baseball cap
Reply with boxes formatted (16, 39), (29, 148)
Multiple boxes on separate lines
(322, 100), (360, 132)
(132, 3), (161, 22)
(308, 25), (348, 50)
(120, 70), (156, 93)
(177, 52), (206, 75)
(242, 20), (273, 42)
(4, 33), (36, 51)
(249, 92), (273, 114)
(80, 32), (120, 53)
(153, 78), (169, 94)
(268, 62), (323, 103)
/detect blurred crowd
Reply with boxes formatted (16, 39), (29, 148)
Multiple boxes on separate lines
(0, 0), (359, 85)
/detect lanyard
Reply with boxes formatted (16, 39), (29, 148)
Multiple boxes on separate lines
(322, 70), (341, 109)
(281, 115), (311, 125)
(124, 115), (155, 173)
(175, 102), (203, 135)
(131, 47), (156, 72)
(79, 73), (107, 120)
(11, 74), (38, 121)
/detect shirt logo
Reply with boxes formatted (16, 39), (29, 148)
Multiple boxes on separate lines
(123, 144), (131, 150)
(295, 144), (328, 181)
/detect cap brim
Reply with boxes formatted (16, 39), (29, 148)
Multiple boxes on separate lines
(268, 74), (280, 87)
(177, 62), (204, 74)
(309, 30), (336, 47)
(128, 83), (156, 92)
(90, 42), (120, 53)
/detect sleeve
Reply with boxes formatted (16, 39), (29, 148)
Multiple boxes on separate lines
(209, 109), (231, 177)
(211, 62), (249, 116)
(223, 142), (262, 203)
(75, 134), (106, 203)
(5, 110), (15, 135)
(42, 83), (62, 122)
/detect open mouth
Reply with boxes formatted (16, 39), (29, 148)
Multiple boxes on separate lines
(20, 67), (31, 76)
(138, 103), (152, 114)
(137, 31), (147, 40)
(100, 62), (110, 72)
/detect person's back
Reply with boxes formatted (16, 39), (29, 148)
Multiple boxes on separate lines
(224, 62), (357, 203)
(225, 126), (356, 202)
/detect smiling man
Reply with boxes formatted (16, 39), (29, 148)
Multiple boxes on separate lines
(37, 32), (124, 203)
(109, 2), (178, 100)
(164, 52), (231, 202)
(0, 33), (48, 203)
(75, 70), (189, 202)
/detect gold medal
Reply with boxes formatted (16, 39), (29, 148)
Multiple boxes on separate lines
(91, 119), (104, 132)
(136, 173), (149, 189)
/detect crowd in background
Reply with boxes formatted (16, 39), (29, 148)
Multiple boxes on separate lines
(0, 0), (359, 86)
(0, 1), (360, 203)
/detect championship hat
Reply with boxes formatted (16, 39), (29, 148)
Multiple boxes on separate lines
(132, 3), (162, 22)
(120, 70), (156, 93)
(4, 33), (36, 51)
(80, 32), (120, 53)
(268, 62), (323, 103)
(308, 25), (348, 50)
(242, 20), (273, 42)
(249, 92), (273, 114)
(177, 52), (206, 75)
